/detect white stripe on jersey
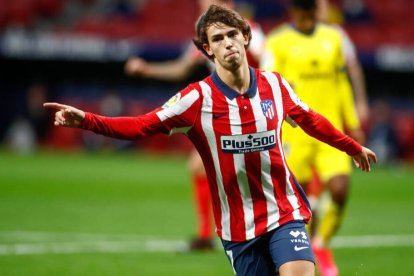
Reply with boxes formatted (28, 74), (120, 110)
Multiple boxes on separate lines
(199, 81), (231, 241)
(249, 88), (280, 231)
(262, 72), (303, 221)
(225, 96), (256, 240)
(156, 89), (200, 131)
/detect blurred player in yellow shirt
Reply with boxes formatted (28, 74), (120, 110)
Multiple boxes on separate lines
(317, 0), (369, 128)
(261, 0), (366, 275)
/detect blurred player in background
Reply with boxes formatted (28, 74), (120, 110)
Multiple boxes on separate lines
(124, 0), (265, 251)
(314, 0), (370, 275)
(261, 0), (367, 275)
(44, 6), (376, 274)
(317, 0), (369, 128)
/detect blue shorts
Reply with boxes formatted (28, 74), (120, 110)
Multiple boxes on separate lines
(221, 221), (315, 275)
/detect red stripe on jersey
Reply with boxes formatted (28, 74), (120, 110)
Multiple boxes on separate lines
(235, 94), (268, 237)
(210, 80), (246, 241)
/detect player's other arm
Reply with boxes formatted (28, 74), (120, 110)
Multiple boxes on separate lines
(340, 28), (369, 126)
(340, 77), (365, 145)
(347, 58), (369, 125)
(124, 50), (202, 82)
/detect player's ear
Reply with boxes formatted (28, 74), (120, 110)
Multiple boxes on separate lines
(203, 43), (213, 56)
(243, 33), (250, 46)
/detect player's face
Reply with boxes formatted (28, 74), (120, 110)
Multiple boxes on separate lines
(203, 23), (248, 71)
(291, 8), (317, 33)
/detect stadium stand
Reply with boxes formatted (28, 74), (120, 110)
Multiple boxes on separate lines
(0, 0), (412, 48)
(1, 0), (413, 161)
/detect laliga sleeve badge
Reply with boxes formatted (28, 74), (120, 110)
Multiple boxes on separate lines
(162, 93), (181, 108)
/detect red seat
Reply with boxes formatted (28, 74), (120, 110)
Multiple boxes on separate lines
(38, 0), (64, 17)
(8, 0), (37, 27)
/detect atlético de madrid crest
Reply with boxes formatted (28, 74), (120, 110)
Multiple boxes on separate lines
(260, 100), (275, 120)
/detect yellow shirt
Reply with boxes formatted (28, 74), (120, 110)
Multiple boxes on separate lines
(262, 23), (359, 134)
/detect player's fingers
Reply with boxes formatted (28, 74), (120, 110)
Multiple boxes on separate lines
(360, 158), (367, 172)
(127, 62), (138, 72)
(125, 59), (139, 73)
(127, 59), (145, 74)
(54, 118), (64, 126)
(355, 156), (370, 172)
(63, 108), (74, 118)
(364, 158), (370, 172)
(124, 61), (132, 73)
(370, 152), (377, 164)
(43, 102), (68, 110)
(55, 111), (66, 125)
(353, 157), (360, 169)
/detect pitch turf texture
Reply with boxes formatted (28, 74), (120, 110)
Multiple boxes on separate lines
(1, 150), (413, 275)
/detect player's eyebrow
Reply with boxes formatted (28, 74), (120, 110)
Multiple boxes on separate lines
(210, 27), (239, 40)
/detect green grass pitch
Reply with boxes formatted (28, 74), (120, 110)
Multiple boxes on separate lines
(0, 150), (413, 275)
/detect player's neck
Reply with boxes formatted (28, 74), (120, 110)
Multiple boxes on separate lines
(215, 62), (250, 95)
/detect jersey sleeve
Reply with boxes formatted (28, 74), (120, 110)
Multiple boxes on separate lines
(277, 73), (362, 156)
(80, 84), (202, 140)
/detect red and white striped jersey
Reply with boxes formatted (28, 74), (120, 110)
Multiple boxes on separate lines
(81, 67), (362, 242)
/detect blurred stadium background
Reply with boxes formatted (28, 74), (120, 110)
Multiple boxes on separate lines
(1, 0), (414, 275)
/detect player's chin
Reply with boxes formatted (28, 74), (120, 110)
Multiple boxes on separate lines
(224, 59), (242, 70)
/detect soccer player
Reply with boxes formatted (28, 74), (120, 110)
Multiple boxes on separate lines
(124, 0), (265, 251)
(261, 0), (367, 275)
(44, 5), (376, 275)
(316, 0), (369, 129)
(314, 1), (369, 274)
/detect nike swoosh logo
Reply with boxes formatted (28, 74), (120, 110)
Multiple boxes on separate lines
(213, 113), (226, 119)
(294, 246), (309, 251)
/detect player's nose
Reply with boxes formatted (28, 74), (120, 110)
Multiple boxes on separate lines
(223, 36), (233, 48)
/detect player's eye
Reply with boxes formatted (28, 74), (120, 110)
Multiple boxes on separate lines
(228, 31), (238, 38)
(212, 36), (222, 42)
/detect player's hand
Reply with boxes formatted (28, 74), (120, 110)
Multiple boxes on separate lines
(43, 102), (85, 128)
(352, 146), (377, 172)
(124, 57), (148, 76)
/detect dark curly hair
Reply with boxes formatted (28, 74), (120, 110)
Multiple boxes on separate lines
(192, 5), (252, 60)
(290, 0), (317, 10)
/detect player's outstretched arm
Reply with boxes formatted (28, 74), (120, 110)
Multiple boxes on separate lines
(352, 146), (377, 172)
(43, 102), (85, 128)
